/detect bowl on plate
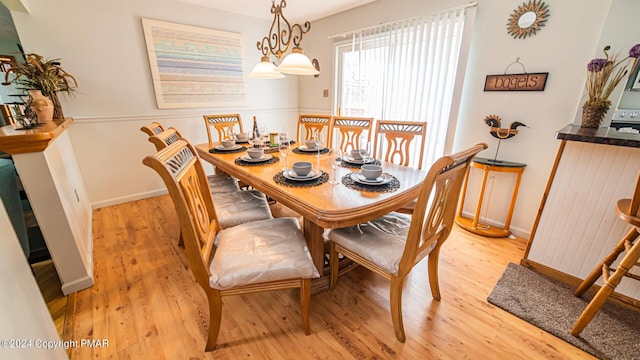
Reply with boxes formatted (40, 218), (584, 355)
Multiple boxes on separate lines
(361, 164), (383, 180)
(247, 148), (264, 159)
(305, 140), (318, 149)
(292, 161), (312, 176)
(221, 139), (236, 148)
(236, 133), (248, 141)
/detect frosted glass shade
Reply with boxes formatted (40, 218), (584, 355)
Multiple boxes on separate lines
(277, 48), (319, 76)
(249, 57), (285, 79)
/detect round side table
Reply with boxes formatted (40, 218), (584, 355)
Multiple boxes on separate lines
(455, 157), (526, 238)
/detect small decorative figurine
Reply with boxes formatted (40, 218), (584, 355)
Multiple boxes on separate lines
(483, 115), (528, 161)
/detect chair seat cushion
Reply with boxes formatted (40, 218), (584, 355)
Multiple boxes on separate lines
(213, 190), (273, 229)
(327, 212), (434, 275)
(209, 217), (320, 289)
(207, 173), (240, 193)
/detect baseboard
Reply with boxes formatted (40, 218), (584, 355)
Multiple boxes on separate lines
(91, 188), (168, 209)
(519, 259), (640, 311)
(61, 275), (94, 296)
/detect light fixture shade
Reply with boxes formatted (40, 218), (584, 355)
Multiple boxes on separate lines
(277, 48), (320, 76)
(249, 57), (285, 79)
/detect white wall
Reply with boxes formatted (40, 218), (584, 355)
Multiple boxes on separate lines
(0, 201), (67, 360)
(9, 0), (301, 208)
(304, 0), (616, 238)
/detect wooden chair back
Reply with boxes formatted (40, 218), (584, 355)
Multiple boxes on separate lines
(629, 171), (640, 218)
(401, 143), (487, 279)
(330, 116), (374, 153)
(143, 140), (218, 291)
(203, 114), (244, 146)
(296, 114), (332, 147)
(147, 127), (183, 151)
(140, 122), (165, 137)
(373, 120), (427, 169)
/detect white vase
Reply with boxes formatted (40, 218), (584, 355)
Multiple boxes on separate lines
(28, 90), (54, 123)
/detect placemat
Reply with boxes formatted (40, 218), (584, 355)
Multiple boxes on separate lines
(273, 171), (329, 187)
(341, 159), (382, 169)
(209, 146), (247, 154)
(234, 155), (279, 166)
(292, 147), (330, 155)
(341, 172), (400, 193)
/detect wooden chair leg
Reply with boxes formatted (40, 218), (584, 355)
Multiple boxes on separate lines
(204, 290), (222, 351)
(390, 277), (406, 343)
(300, 278), (311, 335)
(574, 228), (638, 297)
(329, 242), (339, 291)
(427, 248), (442, 301)
(571, 235), (640, 336)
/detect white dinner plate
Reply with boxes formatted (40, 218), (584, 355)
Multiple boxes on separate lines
(215, 144), (243, 151)
(297, 145), (326, 152)
(283, 169), (323, 181)
(351, 172), (392, 185)
(342, 156), (375, 165)
(240, 154), (273, 163)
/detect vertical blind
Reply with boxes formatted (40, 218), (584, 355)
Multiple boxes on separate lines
(333, 4), (475, 168)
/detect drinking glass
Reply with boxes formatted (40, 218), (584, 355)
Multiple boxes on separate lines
(328, 148), (343, 185)
(314, 132), (324, 167)
(225, 126), (235, 140)
(359, 136), (372, 163)
(279, 138), (291, 171)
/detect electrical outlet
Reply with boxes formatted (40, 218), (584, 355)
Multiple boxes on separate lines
(323, 89), (329, 97)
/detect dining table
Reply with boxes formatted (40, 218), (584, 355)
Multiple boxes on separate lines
(195, 141), (427, 292)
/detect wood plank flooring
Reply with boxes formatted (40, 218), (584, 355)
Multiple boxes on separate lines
(41, 195), (595, 359)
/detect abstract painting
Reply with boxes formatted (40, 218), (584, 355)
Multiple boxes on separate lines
(141, 18), (247, 109)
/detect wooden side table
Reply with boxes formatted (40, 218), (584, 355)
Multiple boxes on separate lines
(455, 157), (526, 238)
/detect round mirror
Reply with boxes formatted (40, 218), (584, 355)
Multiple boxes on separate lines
(517, 11), (537, 29)
(507, 0), (550, 39)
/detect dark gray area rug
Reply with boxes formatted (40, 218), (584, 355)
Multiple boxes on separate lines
(487, 263), (640, 360)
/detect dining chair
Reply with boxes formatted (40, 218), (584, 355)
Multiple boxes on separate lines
(143, 139), (319, 350)
(296, 114), (332, 147)
(140, 121), (165, 137)
(326, 142), (487, 342)
(330, 116), (374, 153)
(146, 129), (273, 230)
(571, 171), (640, 336)
(203, 113), (245, 146)
(372, 120), (427, 214)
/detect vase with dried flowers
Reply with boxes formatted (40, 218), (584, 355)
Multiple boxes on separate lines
(582, 44), (640, 128)
(1, 51), (77, 122)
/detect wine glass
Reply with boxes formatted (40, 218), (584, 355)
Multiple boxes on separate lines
(279, 138), (291, 172)
(225, 126), (235, 140)
(313, 132), (324, 167)
(359, 136), (372, 163)
(328, 148), (343, 185)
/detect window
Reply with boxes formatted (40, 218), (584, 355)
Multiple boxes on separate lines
(333, 4), (475, 168)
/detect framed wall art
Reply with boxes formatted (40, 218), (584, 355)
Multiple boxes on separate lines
(141, 18), (247, 109)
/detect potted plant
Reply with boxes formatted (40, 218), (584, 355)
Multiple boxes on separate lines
(2, 51), (78, 121)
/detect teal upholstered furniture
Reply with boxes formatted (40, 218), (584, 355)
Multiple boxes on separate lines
(0, 158), (29, 257)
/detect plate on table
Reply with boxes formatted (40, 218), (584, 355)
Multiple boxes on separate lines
(297, 145), (326, 152)
(214, 144), (243, 151)
(342, 156), (375, 165)
(351, 172), (393, 185)
(283, 169), (323, 181)
(240, 154), (273, 163)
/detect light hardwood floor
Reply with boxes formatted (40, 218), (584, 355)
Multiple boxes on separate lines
(39, 195), (595, 359)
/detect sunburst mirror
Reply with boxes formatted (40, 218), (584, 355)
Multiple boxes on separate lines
(507, 0), (550, 39)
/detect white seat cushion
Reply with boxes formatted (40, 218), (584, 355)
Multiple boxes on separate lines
(213, 190), (273, 229)
(209, 217), (320, 289)
(207, 173), (240, 193)
(327, 212), (434, 275)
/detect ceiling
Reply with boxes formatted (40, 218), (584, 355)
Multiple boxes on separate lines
(177, 0), (377, 22)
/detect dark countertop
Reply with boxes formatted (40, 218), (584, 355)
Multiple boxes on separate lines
(556, 124), (640, 148)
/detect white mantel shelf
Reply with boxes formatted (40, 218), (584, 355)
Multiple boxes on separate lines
(0, 118), (93, 295)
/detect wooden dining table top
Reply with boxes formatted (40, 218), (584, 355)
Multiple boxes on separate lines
(195, 142), (427, 230)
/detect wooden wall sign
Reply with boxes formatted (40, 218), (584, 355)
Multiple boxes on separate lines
(484, 72), (548, 91)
